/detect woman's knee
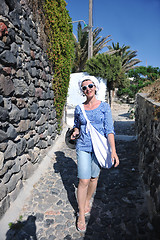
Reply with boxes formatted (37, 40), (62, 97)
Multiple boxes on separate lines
(79, 179), (90, 188)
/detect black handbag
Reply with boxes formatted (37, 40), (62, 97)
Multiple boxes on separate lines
(65, 128), (80, 149)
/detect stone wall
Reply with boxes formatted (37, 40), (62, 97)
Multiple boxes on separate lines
(0, 0), (57, 218)
(136, 93), (160, 233)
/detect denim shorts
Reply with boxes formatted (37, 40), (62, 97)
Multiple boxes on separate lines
(76, 150), (101, 179)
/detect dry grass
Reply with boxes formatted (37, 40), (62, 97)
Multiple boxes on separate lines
(139, 78), (160, 102)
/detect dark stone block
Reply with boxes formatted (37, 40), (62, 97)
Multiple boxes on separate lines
(22, 40), (30, 55)
(0, 0), (9, 15)
(27, 138), (34, 149)
(0, 75), (15, 96)
(30, 103), (38, 114)
(0, 95), (4, 106)
(0, 129), (8, 142)
(4, 140), (17, 160)
(8, 28), (15, 42)
(0, 41), (5, 53)
(0, 196), (10, 219)
(9, 10), (21, 28)
(0, 50), (17, 67)
(13, 79), (29, 97)
(35, 109), (42, 121)
(0, 106), (9, 122)
(5, 0), (16, 11)
(7, 124), (17, 139)
(9, 104), (21, 123)
(16, 138), (27, 155)
(21, 19), (30, 36)
(11, 42), (18, 56)
(20, 108), (28, 119)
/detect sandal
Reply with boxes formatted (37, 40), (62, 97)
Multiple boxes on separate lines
(84, 206), (91, 216)
(77, 220), (86, 232)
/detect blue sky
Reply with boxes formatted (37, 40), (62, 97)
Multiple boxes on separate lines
(66, 0), (160, 68)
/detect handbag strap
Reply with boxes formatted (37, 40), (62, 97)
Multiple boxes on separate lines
(79, 104), (88, 121)
(79, 104), (90, 133)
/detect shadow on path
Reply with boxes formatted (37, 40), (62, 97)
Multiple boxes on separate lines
(114, 120), (136, 136)
(84, 140), (156, 240)
(53, 151), (78, 214)
(6, 215), (37, 240)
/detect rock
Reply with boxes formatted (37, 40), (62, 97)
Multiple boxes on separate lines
(9, 104), (21, 123)
(21, 19), (30, 36)
(3, 98), (11, 110)
(20, 108), (28, 119)
(0, 106), (9, 122)
(0, 152), (4, 170)
(0, 196), (10, 219)
(13, 79), (29, 96)
(8, 28), (15, 42)
(11, 42), (18, 56)
(21, 161), (35, 180)
(0, 183), (7, 200)
(22, 40), (30, 55)
(36, 115), (46, 126)
(0, 40), (5, 53)
(6, 171), (22, 193)
(35, 87), (43, 99)
(16, 98), (27, 109)
(0, 142), (7, 151)
(30, 103), (38, 114)
(0, 75), (15, 96)
(7, 124), (17, 139)
(0, 22), (8, 38)
(9, 10), (21, 29)
(16, 119), (30, 133)
(0, 0), (9, 15)
(0, 50), (17, 67)
(27, 138), (34, 149)
(28, 83), (35, 96)
(16, 138), (27, 156)
(4, 140), (17, 160)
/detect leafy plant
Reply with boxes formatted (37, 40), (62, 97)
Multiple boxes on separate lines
(117, 66), (160, 98)
(85, 53), (129, 105)
(43, 0), (74, 130)
(72, 22), (111, 73)
(8, 216), (23, 230)
(106, 42), (141, 73)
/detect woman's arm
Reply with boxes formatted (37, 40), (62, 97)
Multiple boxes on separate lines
(71, 106), (80, 139)
(108, 133), (119, 167)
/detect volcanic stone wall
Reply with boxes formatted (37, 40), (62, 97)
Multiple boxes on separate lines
(136, 93), (160, 233)
(0, 0), (57, 218)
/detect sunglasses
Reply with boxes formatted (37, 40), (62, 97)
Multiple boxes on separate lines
(81, 84), (95, 91)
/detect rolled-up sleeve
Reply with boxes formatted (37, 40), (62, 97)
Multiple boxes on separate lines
(103, 103), (115, 136)
(73, 106), (80, 129)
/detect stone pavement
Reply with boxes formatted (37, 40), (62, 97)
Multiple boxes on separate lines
(1, 103), (159, 240)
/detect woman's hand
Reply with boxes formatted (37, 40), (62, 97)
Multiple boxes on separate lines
(71, 128), (80, 140)
(111, 151), (119, 167)
(107, 133), (119, 167)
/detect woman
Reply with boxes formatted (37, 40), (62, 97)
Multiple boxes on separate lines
(71, 75), (119, 232)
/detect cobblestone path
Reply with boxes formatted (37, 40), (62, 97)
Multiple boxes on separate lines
(5, 103), (158, 240)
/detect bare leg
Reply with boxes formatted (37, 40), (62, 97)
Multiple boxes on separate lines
(85, 177), (98, 211)
(77, 178), (90, 230)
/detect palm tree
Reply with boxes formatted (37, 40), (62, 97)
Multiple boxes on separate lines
(106, 42), (141, 73)
(72, 22), (111, 73)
